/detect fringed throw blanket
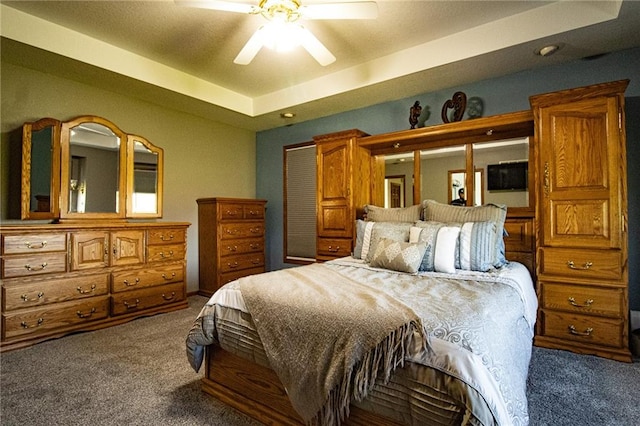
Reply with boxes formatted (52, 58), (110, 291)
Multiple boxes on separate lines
(238, 263), (429, 426)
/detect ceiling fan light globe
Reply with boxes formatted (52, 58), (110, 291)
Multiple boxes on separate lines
(263, 22), (302, 52)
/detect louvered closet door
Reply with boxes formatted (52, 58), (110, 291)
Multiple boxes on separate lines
(538, 95), (622, 249)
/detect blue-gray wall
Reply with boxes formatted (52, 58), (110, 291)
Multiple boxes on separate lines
(256, 47), (640, 311)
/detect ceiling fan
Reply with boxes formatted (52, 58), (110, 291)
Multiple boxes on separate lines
(177, 0), (378, 66)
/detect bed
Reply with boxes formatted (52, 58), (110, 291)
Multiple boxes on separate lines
(186, 200), (538, 426)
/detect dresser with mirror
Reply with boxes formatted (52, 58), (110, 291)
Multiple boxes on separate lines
(1, 115), (189, 352)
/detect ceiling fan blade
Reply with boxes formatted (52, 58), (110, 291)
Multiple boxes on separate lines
(234, 27), (266, 65)
(300, 2), (378, 20)
(175, 0), (258, 14)
(299, 26), (336, 66)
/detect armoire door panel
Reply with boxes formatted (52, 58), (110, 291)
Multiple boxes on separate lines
(319, 206), (350, 236)
(319, 143), (349, 201)
(548, 199), (611, 246)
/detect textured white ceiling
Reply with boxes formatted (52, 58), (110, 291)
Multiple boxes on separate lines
(2, 1), (640, 131)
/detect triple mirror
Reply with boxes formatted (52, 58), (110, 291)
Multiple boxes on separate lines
(20, 116), (163, 220)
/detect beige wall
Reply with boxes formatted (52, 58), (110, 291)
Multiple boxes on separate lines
(1, 62), (257, 293)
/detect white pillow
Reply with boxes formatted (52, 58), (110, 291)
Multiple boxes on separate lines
(434, 226), (460, 273)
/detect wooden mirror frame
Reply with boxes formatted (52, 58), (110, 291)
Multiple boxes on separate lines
(19, 115), (164, 221)
(21, 118), (61, 220)
(360, 110), (535, 214)
(126, 134), (164, 218)
(59, 116), (127, 220)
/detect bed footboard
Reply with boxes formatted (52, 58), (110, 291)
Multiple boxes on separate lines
(203, 344), (402, 426)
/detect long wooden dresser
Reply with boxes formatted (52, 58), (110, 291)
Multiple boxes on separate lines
(0, 221), (190, 352)
(197, 197), (266, 296)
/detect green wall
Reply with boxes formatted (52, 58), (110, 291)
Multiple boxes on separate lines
(256, 47), (640, 311)
(1, 62), (257, 293)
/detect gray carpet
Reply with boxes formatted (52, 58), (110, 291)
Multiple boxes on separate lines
(1, 295), (638, 425)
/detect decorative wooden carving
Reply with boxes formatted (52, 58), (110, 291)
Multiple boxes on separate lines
(441, 91), (467, 123)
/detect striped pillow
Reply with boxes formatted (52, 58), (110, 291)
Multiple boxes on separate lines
(422, 199), (507, 267)
(458, 221), (498, 272)
(364, 204), (422, 222)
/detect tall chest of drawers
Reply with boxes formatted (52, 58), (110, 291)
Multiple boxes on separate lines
(1, 222), (190, 352)
(197, 198), (266, 296)
(530, 80), (631, 362)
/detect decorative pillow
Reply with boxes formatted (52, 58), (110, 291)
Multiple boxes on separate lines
(458, 221), (498, 272)
(364, 222), (413, 263)
(354, 221), (412, 260)
(364, 204), (422, 223)
(433, 226), (460, 273)
(422, 199), (507, 267)
(369, 238), (427, 274)
(410, 221), (445, 272)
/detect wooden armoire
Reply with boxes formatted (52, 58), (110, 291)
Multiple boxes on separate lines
(313, 129), (383, 261)
(531, 80), (631, 362)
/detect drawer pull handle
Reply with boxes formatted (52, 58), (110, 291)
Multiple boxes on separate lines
(21, 292), (44, 302)
(249, 210), (258, 215)
(25, 262), (47, 271)
(25, 241), (47, 249)
(252, 259), (261, 265)
(228, 261), (239, 269)
(225, 210), (240, 216)
(124, 299), (140, 309)
(567, 260), (593, 270)
(328, 245), (340, 253)
(227, 245), (238, 252)
(21, 318), (44, 328)
(162, 272), (176, 280)
(77, 284), (97, 294)
(250, 228), (261, 234)
(568, 297), (594, 308)
(568, 325), (594, 337)
(76, 307), (96, 319)
(123, 278), (140, 287)
(225, 229), (238, 235)
(160, 233), (175, 241)
(160, 250), (174, 258)
(250, 243), (260, 249)
(162, 292), (176, 301)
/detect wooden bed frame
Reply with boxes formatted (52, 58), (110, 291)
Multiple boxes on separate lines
(202, 344), (402, 426)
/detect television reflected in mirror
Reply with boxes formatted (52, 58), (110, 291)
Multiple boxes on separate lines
(487, 161), (528, 191)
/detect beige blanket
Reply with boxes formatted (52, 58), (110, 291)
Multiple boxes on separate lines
(239, 263), (429, 426)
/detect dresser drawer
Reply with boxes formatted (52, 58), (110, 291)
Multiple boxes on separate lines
(111, 282), (185, 315)
(243, 203), (265, 220)
(2, 233), (67, 255)
(538, 247), (622, 280)
(219, 238), (264, 257)
(3, 273), (109, 311)
(317, 238), (352, 258)
(2, 252), (67, 279)
(111, 264), (184, 292)
(2, 296), (110, 340)
(147, 243), (185, 263)
(220, 223), (264, 240)
(540, 281), (624, 318)
(540, 310), (624, 348)
(220, 267), (265, 287)
(220, 253), (265, 273)
(147, 228), (186, 245)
